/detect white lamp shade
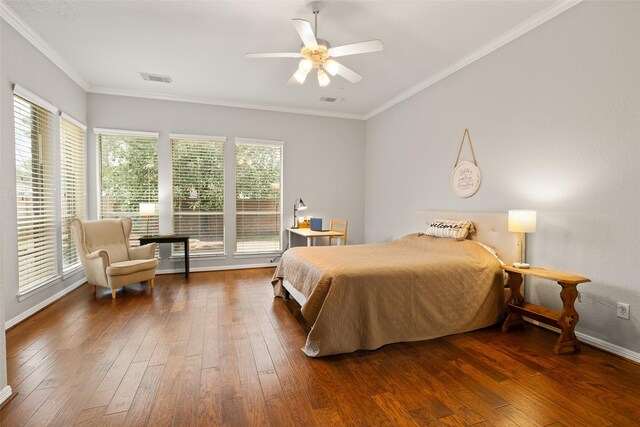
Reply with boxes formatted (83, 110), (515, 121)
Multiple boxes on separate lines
(294, 68), (308, 84)
(508, 210), (537, 233)
(324, 59), (339, 76)
(299, 59), (313, 73)
(139, 202), (156, 217)
(317, 69), (330, 87)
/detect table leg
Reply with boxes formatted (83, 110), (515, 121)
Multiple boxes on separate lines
(307, 237), (312, 247)
(288, 230), (292, 249)
(554, 282), (580, 354)
(184, 239), (190, 279)
(501, 271), (525, 332)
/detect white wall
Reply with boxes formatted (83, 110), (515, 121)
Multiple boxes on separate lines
(87, 93), (365, 271)
(1, 22), (87, 323)
(365, 1), (640, 355)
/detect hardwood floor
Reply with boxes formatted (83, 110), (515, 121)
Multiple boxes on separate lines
(2, 267), (640, 426)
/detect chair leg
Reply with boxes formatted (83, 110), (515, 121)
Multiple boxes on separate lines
(111, 288), (116, 299)
(150, 278), (155, 288)
(93, 285), (96, 293)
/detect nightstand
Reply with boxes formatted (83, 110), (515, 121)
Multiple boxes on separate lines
(501, 265), (591, 354)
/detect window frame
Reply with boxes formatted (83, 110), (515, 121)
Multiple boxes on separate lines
(13, 85), (61, 297)
(60, 112), (87, 275)
(94, 128), (160, 244)
(170, 133), (227, 258)
(233, 137), (284, 256)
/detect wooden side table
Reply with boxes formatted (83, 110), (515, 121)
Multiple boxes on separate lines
(501, 266), (591, 354)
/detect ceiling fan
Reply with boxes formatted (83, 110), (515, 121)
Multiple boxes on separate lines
(246, 2), (383, 87)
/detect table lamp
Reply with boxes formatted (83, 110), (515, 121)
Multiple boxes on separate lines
(292, 198), (307, 229)
(508, 209), (536, 268)
(139, 202), (156, 237)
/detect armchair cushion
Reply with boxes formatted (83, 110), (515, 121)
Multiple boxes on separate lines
(83, 219), (130, 263)
(107, 258), (159, 276)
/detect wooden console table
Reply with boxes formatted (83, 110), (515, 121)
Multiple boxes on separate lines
(501, 265), (590, 354)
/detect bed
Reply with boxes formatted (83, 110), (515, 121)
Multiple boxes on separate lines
(271, 211), (520, 357)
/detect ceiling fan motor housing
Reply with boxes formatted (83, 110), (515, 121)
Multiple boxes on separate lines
(301, 39), (330, 69)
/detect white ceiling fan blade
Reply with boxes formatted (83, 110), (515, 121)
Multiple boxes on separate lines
(246, 52), (302, 58)
(334, 62), (362, 83)
(292, 19), (318, 50)
(328, 40), (383, 57)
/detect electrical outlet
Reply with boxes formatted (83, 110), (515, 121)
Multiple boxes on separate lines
(617, 302), (630, 319)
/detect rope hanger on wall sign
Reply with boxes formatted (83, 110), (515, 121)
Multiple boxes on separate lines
(454, 128), (478, 167)
(450, 128), (482, 198)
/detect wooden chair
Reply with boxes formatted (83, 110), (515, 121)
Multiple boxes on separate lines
(328, 219), (348, 246)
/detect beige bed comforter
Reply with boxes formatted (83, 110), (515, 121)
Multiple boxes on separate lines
(271, 234), (504, 357)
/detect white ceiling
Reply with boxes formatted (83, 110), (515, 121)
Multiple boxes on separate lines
(4, 0), (571, 118)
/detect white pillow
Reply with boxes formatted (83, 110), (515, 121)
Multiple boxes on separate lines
(473, 241), (505, 266)
(426, 219), (475, 241)
(473, 241), (509, 286)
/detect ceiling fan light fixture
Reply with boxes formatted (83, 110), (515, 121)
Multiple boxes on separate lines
(294, 68), (309, 84)
(317, 69), (330, 87)
(299, 58), (313, 73)
(324, 59), (339, 76)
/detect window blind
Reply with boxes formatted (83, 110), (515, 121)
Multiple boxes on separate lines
(60, 116), (86, 271)
(235, 140), (283, 254)
(14, 94), (58, 291)
(171, 136), (225, 256)
(98, 132), (158, 244)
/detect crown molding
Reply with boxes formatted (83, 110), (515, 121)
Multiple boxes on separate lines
(88, 87), (366, 120)
(0, 1), (90, 91)
(364, 0), (583, 120)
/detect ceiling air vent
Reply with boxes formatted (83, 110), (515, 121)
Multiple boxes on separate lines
(319, 96), (343, 103)
(139, 72), (172, 83)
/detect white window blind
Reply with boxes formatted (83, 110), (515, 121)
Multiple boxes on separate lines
(98, 132), (158, 244)
(60, 116), (86, 271)
(171, 136), (225, 256)
(14, 94), (58, 291)
(235, 140), (283, 254)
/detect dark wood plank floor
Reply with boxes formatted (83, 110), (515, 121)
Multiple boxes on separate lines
(2, 267), (640, 426)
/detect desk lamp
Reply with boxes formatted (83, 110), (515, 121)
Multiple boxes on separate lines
(139, 202), (156, 237)
(292, 198), (307, 229)
(508, 210), (536, 268)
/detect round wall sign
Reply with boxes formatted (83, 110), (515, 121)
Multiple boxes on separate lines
(450, 161), (481, 198)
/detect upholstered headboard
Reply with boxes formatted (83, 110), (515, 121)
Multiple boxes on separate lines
(415, 211), (520, 266)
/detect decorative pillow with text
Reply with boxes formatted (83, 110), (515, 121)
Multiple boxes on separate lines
(426, 219), (475, 241)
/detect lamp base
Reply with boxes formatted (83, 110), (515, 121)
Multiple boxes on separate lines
(291, 225), (299, 229)
(513, 262), (530, 269)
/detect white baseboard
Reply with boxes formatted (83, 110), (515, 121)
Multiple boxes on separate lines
(5, 277), (86, 330)
(0, 385), (13, 406)
(524, 319), (640, 364)
(156, 262), (275, 275)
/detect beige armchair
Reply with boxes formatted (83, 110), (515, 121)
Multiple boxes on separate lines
(70, 217), (159, 299)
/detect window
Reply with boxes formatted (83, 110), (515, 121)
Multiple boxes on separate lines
(171, 135), (225, 256)
(235, 139), (283, 254)
(60, 115), (86, 271)
(97, 130), (159, 243)
(14, 91), (58, 291)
